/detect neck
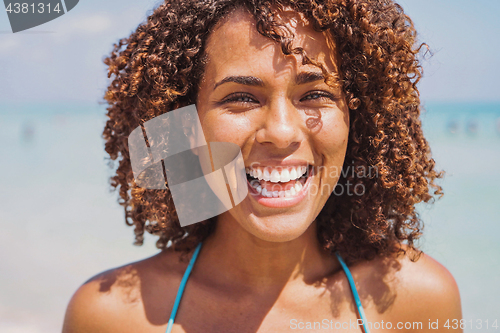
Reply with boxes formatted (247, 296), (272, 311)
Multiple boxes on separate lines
(197, 212), (338, 293)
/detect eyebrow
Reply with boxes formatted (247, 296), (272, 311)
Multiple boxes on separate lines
(294, 71), (325, 85)
(213, 71), (326, 91)
(213, 76), (264, 90)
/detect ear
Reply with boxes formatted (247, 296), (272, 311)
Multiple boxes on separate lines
(181, 114), (200, 156)
(186, 122), (208, 156)
(182, 123), (196, 155)
(178, 104), (207, 156)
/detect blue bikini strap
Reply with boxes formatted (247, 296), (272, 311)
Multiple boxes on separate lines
(335, 252), (371, 333)
(165, 242), (203, 333)
(164, 244), (369, 333)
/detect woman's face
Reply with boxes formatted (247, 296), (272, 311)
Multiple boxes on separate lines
(196, 8), (349, 242)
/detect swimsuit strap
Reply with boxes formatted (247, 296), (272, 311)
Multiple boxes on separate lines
(335, 252), (371, 333)
(164, 243), (369, 333)
(165, 242), (203, 333)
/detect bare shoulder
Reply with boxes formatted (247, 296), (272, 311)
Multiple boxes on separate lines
(349, 245), (463, 329)
(62, 264), (137, 332)
(62, 249), (186, 333)
(394, 246), (461, 309)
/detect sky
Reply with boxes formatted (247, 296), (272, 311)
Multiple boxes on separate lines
(0, 0), (499, 105)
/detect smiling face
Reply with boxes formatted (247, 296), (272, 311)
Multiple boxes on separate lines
(196, 7), (349, 242)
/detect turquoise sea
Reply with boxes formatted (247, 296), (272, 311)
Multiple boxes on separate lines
(0, 102), (499, 332)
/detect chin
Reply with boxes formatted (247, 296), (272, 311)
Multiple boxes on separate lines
(229, 205), (316, 243)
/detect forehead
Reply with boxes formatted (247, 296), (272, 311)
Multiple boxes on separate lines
(204, 7), (339, 79)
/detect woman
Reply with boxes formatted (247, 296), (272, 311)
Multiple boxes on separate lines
(63, 0), (462, 332)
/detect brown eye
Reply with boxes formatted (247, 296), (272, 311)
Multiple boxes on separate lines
(222, 93), (259, 104)
(301, 91), (336, 102)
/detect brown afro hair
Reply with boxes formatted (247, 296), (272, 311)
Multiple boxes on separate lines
(102, 0), (443, 264)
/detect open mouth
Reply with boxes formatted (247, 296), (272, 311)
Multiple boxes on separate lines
(245, 165), (313, 199)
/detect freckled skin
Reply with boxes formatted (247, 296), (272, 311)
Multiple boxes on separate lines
(63, 8), (462, 333)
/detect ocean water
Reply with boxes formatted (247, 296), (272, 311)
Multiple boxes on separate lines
(0, 102), (499, 332)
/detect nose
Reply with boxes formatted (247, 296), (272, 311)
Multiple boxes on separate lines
(255, 98), (303, 149)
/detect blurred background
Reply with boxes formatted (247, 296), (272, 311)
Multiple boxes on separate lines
(1, 0), (499, 332)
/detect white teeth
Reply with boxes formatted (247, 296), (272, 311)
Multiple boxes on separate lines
(270, 170), (281, 183)
(280, 169), (291, 183)
(260, 187), (275, 198)
(246, 166), (309, 183)
(263, 168), (271, 181)
(250, 176), (304, 198)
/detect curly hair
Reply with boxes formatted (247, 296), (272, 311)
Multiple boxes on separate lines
(102, 0), (443, 264)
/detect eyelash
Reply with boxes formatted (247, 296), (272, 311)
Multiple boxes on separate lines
(221, 91), (336, 105)
(301, 91), (336, 102)
(222, 93), (257, 104)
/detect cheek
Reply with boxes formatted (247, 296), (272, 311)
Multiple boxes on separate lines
(201, 113), (253, 145)
(313, 115), (349, 190)
(315, 112), (349, 157)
